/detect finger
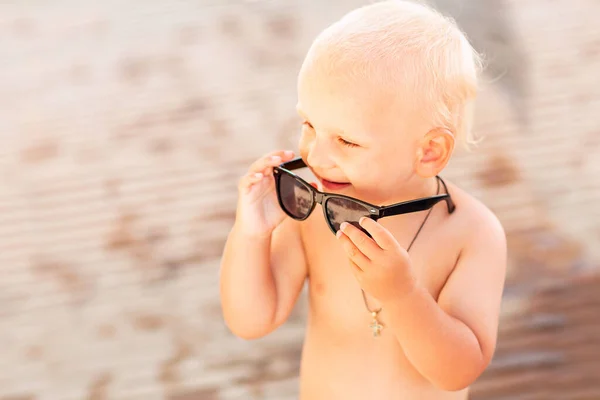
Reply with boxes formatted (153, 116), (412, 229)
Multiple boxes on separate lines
(249, 155), (282, 174)
(238, 172), (265, 194)
(281, 149), (295, 161)
(339, 221), (382, 260)
(249, 150), (294, 174)
(336, 229), (370, 271)
(358, 217), (398, 251)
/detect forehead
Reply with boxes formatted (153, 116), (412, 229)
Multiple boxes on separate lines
(297, 63), (396, 138)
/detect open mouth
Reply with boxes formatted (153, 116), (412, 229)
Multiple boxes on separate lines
(306, 162), (352, 191)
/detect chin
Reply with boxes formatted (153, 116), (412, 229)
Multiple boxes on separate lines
(353, 189), (388, 206)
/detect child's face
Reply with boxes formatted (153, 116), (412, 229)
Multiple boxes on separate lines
(296, 60), (428, 206)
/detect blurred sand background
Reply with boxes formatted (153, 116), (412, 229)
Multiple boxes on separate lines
(0, 0), (599, 399)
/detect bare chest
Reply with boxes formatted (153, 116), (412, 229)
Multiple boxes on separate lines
(300, 208), (460, 334)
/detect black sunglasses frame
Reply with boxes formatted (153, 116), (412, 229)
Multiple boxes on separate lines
(273, 157), (455, 235)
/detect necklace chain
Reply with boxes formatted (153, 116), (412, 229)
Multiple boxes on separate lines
(361, 178), (441, 334)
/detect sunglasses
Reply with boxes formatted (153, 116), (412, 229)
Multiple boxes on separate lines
(273, 157), (455, 235)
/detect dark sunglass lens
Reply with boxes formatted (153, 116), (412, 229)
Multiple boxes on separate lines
(325, 197), (372, 233)
(279, 173), (314, 219)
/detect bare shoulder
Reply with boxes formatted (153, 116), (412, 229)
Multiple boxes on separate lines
(444, 180), (507, 253)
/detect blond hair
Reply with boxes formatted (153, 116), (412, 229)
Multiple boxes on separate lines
(303, 0), (483, 148)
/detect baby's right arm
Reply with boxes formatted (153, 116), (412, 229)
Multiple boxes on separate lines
(219, 151), (308, 340)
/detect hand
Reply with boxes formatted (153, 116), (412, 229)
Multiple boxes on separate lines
(236, 150), (296, 238)
(336, 217), (417, 303)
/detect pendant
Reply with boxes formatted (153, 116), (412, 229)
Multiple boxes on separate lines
(369, 311), (383, 337)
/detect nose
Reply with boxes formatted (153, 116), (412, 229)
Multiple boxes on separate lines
(306, 135), (335, 170)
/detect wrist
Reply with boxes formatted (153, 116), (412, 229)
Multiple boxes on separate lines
(382, 281), (424, 311)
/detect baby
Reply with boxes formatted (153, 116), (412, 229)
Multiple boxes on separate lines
(220, 1), (507, 399)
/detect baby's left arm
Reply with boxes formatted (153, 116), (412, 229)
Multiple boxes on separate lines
(399, 213), (507, 391)
(337, 211), (507, 391)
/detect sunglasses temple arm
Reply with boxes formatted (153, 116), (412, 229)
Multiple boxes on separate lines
(438, 179), (456, 213)
(378, 197), (446, 218)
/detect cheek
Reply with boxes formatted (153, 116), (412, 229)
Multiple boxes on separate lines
(347, 161), (411, 203)
(379, 144), (416, 174)
(347, 166), (385, 192)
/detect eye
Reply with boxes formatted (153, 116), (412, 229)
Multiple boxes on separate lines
(302, 121), (314, 130)
(337, 137), (359, 148)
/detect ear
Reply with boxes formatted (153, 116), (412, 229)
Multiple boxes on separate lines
(413, 128), (455, 178)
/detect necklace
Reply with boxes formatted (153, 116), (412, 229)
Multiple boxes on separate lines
(362, 178), (441, 337)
